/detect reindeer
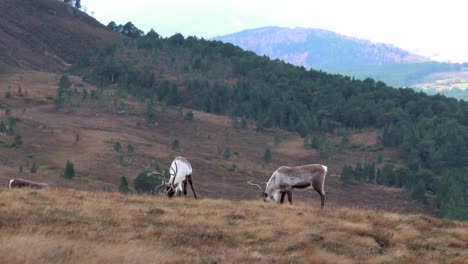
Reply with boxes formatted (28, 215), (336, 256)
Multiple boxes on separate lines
(9, 178), (49, 190)
(248, 164), (327, 208)
(147, 156), (197, 199)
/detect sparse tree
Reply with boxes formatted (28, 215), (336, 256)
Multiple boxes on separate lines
(171, 138), (180, 151)
(186, 110), (194, 121)
(81, 88), (88, 101)
(119, 176), (131, 193)
(30, 162), (38, 173)
(263, 147), (272, 163)
(273, 128), (281, 147)
(0, 121), (5, 134)
(127, 143), (135, 153)
(147, 98), (156, 122)
(13, 133), (22, 147)
(340, 164), (355, 184)
(223, 147), (231, 160)
(113, 142), (122, 152)
(63, 160), (75, 179)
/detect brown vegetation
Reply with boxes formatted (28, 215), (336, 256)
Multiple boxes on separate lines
(0, 188), (466, 264)
(0, 0), (122, 72)
(0, 71), (432, 215)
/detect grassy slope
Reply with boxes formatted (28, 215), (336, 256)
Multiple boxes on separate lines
(0, 187), (467, 264)
(0, 71), (432, 215)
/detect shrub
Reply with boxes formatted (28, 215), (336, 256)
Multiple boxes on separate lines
(133, 171), (163, 193)
(30, 162), (39, 173)
(223, 147), (231, 160)
(12, 133), (22, 147)
(119, 176), (131, 193)
(186, 110), (194, 121)
(171, 138), (180, 151)
(340, 164), (355, 184)
(113, 142), (122, 152)
(263, 147), (272, 163)
(63, 160), (75, 179)
(127, 143), (135, 153)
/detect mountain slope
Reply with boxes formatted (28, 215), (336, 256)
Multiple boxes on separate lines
(0, 0), (123, 73)
(213, 26), (429, 68)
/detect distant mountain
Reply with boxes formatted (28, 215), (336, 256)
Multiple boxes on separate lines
(0, 0), (123, 72)
(214, 27), (468, 100)
(213, 26), (430, 69)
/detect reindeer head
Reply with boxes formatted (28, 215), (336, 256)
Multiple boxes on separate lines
(146, 161), (170, 195)
(247, 181), (269, 201)
(146, 161), (179, 197)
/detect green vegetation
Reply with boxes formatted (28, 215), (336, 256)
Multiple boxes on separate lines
(263, 147), (272, 163)
(119, 176), (131, 193)
(113, 142), (122, 152)
(223, 147), (231, 160)
(63, 160), (75, 179)
(133, 171), (163, 193)
(185, 110), (194, 121)
(55, 74), (72, 110)
(78, 30), (468, 220)
(171, 138), (180, 151)
(30, 162), (38, 173)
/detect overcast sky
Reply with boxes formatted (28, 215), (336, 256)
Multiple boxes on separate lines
(81, 0), (468, 63)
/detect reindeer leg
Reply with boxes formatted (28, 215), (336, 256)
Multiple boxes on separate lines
(280, 192), (286, 204)
(183, 180), (188, 196)
(287, 191), (293, 205)
(320, 192), (325, 209)
(188, 175), (197, 199)
(313, 188), (325, 209)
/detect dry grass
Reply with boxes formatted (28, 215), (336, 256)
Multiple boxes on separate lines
(0, 188), (466, 264)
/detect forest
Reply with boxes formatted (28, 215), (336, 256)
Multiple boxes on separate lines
(75, 29), (468, 220)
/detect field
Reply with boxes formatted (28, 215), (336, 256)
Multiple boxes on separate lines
(0, 188), (467, 264)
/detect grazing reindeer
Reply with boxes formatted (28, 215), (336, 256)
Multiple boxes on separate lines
(9, 178), (48, 190)
(248, 164), (327, 208)
(147, 156), (197, 199)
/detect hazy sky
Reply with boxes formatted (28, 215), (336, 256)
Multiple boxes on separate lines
(81, 0), (468, 63)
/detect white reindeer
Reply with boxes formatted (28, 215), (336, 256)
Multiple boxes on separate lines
(9, 178), (48, 190)
(248, 164), (327, 208)
(147, 156), (197, 199)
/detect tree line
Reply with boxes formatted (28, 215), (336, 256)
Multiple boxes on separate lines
(75, 29), (468, 220)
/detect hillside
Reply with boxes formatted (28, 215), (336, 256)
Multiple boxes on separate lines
(0, 71), (431, 215)
(0, 0), (123, 73)
(74, 33), (468, 220)
(213, 27), (429, 68)
(1, 188), (467, 263)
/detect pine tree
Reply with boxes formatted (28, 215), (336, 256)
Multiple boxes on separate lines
(223, 147), (231, 160)
(63, 160), (75, 179)
(340, 164), (355, 184)
(119, 176), (131, 193)
(263, 147), (272, 163)
(171, 138), (180, 151)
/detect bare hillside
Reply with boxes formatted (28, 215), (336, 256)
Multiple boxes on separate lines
(0, 0), (123, 72)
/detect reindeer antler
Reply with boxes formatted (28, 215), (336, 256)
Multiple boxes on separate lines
(247, 181), (264, 193)
(151, 182), (167, 194)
